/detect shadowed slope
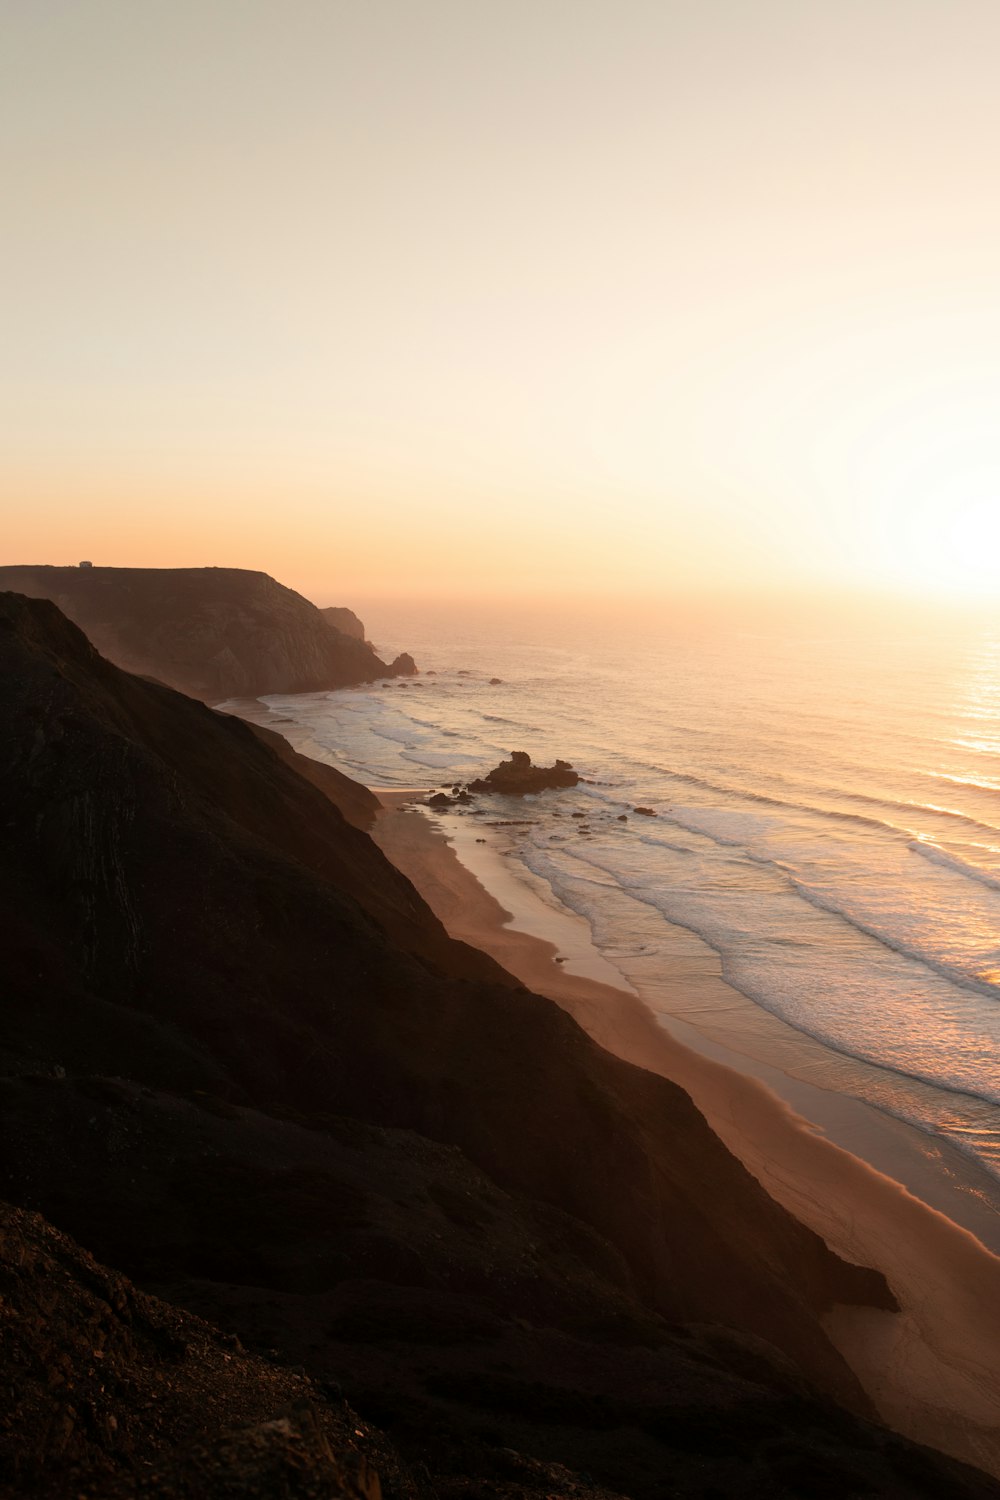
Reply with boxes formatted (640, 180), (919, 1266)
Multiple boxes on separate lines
(240, 717), (383, 830)
(5, 590), (988, 1497)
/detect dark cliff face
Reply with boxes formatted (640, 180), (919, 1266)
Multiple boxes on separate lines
(2, 590), (997, 1499)
(0, 565), (412, 701)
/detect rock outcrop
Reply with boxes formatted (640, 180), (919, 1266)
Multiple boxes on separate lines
(2, 590), (999, 1498)
(388, 650), (417, 676)
(321, 604), (366, 640)
(0, 565), (415, 701)
(469, 750), (580, 794)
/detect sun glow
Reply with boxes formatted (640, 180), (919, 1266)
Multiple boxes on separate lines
(816, 358), (1000, 602)
(857, 455), (1000, 601)
(7, 4), (1000, 614)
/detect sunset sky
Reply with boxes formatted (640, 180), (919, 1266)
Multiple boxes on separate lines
(5, 2), (1000, 608)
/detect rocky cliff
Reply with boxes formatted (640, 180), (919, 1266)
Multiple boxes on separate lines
(321, 604), (366, 640)
(1, 590), (996, 1499)
(0, 565), (415, 701)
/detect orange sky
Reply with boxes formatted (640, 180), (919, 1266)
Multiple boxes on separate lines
(5, 2), (1000, 611)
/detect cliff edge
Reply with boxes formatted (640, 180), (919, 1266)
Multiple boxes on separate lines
(0, 565), (415, 700)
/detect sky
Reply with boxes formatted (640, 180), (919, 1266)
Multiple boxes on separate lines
(4, 1), (1000, 610)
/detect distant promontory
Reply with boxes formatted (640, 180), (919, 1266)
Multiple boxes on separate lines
(0, 565), (416, 701)
(320, 604), (366, 640)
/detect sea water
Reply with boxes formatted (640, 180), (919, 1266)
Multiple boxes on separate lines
(226, 601), (1000, 1209)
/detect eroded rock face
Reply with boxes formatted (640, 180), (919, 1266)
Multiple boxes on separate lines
(0, 565), (415, 701)
(468, 750), (580, 794)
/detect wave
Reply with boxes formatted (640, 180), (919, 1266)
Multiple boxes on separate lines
(623, 760), (913, 834)
(909, 841), (1000, 895)
(531, 842), (1000, 1112)
(629, 834), (697, 856)
(651, 771), (1000, 844)
(527, 846), (1000, 1116)
(399, 748), (477, 770)
(366, 710), (444, 734)
(652, 808), (1000, 998)
(368, 729), (418, 748)
(925, 770), (1000, 795)
(774, 865), (1000, 1002)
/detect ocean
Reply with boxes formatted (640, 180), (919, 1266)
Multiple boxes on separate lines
(224, 600), (1000, 1226)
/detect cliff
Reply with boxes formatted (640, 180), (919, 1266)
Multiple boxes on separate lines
(321, 604), (366, 640)
(0, 565), (416, 701)
(1, 589), (996, 1499)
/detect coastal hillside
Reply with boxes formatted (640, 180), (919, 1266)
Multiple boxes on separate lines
(2, 589), (997, 1498)
(0, 565), (415, 700)
(321, 603), (367, 639)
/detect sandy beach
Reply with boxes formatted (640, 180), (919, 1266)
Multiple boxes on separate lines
(374, 791), (1000, 1479)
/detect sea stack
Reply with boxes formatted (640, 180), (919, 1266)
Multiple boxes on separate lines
(469, 750), (580, 794)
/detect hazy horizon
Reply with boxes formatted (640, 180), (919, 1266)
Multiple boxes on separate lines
(6, 2), (1000, 614)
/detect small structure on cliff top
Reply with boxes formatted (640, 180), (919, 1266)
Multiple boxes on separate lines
(468, 750), (579, 795)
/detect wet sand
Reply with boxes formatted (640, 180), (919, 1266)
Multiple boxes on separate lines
(373, 791), (1000, 1479)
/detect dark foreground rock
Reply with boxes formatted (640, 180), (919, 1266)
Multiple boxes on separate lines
(0, 1200), (405, 1500)
(0, 565), (415, 700)
(469, 750), (580, 794)
(4, 1195), (997, 1500)
(1, 590), (999, 1497)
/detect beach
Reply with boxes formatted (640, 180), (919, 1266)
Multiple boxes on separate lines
(374, 791), (1000, 1479)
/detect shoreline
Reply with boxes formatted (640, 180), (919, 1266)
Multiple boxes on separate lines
(373, 790), (1000, 1479)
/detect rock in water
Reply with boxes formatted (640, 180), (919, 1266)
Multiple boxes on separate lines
(468, 750), (580, 794)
